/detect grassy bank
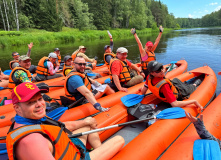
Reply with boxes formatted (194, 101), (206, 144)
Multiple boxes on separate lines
(0, 27), (173, 48)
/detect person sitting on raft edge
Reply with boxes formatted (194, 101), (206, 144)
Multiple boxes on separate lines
(6, 82), (125, 160)
(64, 56), (115, 112)
(131, 26), (163, 79)
(34, 52), (63, 81)
(109, 47), (145, 92)
(72, 46), (97, 70)
(139, 60), (203, 111)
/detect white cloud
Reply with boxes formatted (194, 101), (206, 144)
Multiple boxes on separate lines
(188, 14), (194, 18)
(205, 10), (209, 12)
(209, 2), (218, 5)
(215, 5), (221, 11)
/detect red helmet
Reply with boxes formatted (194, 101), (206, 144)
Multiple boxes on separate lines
(145, 41), (153, 47)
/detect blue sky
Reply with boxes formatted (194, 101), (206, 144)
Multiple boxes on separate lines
(160, 0), (221, 18)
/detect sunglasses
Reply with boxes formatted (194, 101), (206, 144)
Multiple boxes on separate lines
(75, 62), (86, 66)
(13, 54), (19, 56)
(154, 66), (163, 73)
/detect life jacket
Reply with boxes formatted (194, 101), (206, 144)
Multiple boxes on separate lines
(9, 60), (19, 70)
(36, 57), (50, 76)
(72, 51), (79, 61)
(53, 54), (62, 68)
(8, 67), (32, 89)
(148, 77), (179, 102)
(6, 117), (81, 160)
(63, 65), (73, 76)
(64, 71), (92, 101)
(140, 51), (156, 70)
(109, 58), (132, 83)
(104, 52), (116, 67)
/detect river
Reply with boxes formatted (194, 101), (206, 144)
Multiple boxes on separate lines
(0, 27), (221, 94)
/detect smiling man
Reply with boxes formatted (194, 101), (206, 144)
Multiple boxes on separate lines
(8, 55), (32, 89)
(6, 82), (124, 160)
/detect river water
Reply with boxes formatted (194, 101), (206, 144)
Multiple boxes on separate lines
(0, 27), (221, 94)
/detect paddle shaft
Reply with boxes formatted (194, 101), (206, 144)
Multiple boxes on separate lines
(68, 116), (156, 138)
(68, 97), (85, 109)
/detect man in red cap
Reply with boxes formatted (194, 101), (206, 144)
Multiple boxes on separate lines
(131, 26), (163, 79)
(6, 82), (124, 160)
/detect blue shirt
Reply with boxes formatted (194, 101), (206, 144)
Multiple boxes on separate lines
(67, 75), (85, 100)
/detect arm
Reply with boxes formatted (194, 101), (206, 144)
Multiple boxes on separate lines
(151, 26), (163, 52)
(170, 99), (203, 111)
(185, 112), (221, 148)
(130, 63), (145, 78)
(77, 85), (97, 104)
(131, 28), (146, 57)
(47, 61), (59, 75)
(64, 117), (98, 131)
(109, 32), (114, 51)
(112, 74), (127, 92)
(77, 53), (95, 63)
(14, 70), (31, 83)
(15, 133), (55, 160)
(26, 42), (33, 57)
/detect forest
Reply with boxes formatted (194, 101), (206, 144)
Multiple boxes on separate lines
(0, 0), (220, 32)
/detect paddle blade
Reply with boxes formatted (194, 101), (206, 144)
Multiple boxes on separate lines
(121, 94), (145, 107)
(156, 107), (186, 119)
(46, 107), (68, 121)
(193, 139), (221, 160)
(170, 61), (177, 64)
(86, 73), (96, 77)
(96, 63), (104, 67)
(104, 78), (111, 84)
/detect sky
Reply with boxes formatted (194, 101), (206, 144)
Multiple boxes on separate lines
(160, 0), (221, 18)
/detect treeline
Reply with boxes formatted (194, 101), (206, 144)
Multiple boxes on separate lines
(176, 9), (221, 28)
(0, 0), (178, 32)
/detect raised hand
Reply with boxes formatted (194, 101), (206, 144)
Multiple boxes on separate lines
(131, 28), (136, 35)
(28, 42), (34, 49)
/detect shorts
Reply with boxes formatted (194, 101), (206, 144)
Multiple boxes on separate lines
(70, 138), (91, 160)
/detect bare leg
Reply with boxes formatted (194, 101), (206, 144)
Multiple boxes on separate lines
(89, 136), (125, 160)
(72, 126), (102, 149)
(94, 85), (115, 99)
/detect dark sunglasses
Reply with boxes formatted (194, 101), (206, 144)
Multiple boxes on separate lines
(154, 66), (163, 73)
(13, 54), (19, 56)
(75, 62), (86, 66)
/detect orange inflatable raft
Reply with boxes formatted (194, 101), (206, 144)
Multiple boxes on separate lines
(0, 60), (188, 133)
(159, 93), (221, 160)
(110, 65), (217, 160)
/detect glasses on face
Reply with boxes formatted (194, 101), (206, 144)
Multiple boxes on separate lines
(75, 62), (86, 66)
(13, 54), (19, 57)
(154, 67), (163, 73)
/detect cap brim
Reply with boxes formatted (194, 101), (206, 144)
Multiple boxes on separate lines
(152, 63), (163, 71)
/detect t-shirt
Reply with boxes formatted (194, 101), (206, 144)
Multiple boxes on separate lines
(67, 75), (85, 100)
(145, 76), (176, 103)
(14, 70), (31, 83)
(111, 59), (132, 77)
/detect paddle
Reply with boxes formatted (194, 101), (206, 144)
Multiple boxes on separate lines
(96, 63), (104, 67)
(104, 78), (111, 84)
(86, 73), (96, 77)
(68, 107), (186, 138)
(121, 93), (152, 107)
(193, 139), (221, 160)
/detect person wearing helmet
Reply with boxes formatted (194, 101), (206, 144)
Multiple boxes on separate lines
(131, 26), (163, 79)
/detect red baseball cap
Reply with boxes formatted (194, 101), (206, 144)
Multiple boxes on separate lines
(12, 82), (42, 104)
(146, 41), (153, 47)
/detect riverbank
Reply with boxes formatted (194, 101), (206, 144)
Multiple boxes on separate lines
(0, 27), (173, 48)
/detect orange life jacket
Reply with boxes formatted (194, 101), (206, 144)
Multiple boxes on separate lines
(109, 58), (132, 83)
(9, 60), (19, 70)
(6, 120), (81, 160)
(53, 54), (62, 68)
(36, 57), (50, 76)
(63, 65), (73, 76)
(8, 67), (32, 89)
(64, 71), (92, 101)
(72, 52), (79, 61)
(140, 51), (156, 70)
(148, 77), (179, 102)
(104, 52), (116, 67)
